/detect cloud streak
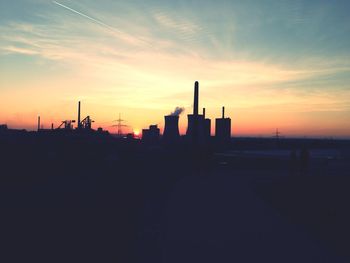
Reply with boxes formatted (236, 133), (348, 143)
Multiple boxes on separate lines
(2, 45), (39, 55)
(153, 12), (201, 35)
(52, 1), (119, 32)
(52, 1), (147, 46)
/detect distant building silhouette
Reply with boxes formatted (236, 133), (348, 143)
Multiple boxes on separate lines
(57, 120), (75, 130)
(76, 101), (94, 131)
(80, 116), (93, 130)
(0, 124), (8, 130)
(215, 106), (231, 144)
(160, 81), (230, 147)
(202, 107), (211, 140)
(142, 124), (160, 144)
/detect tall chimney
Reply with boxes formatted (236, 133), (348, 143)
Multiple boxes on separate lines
(203, 108), (206, 119)
(222, 106), (225, 118)
(78, 101), (81, 129)
(37, 116), (40, 131)
(193, 81), (199, 115)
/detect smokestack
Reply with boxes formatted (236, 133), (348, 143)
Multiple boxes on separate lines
(51, 123), (54, 130)
(78, 101), (81, 128)
(222, 106), (225, 118)
(203, 108), (206, 119)
(193, 81), (199, 115)
(37, 116), (40, 131)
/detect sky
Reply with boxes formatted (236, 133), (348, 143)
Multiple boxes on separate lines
(0, 0), (350, 137)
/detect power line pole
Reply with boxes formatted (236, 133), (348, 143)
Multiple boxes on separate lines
(113, 113), (127, 135)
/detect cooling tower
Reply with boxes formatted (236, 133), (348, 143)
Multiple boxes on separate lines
(163, 115), (180, 143)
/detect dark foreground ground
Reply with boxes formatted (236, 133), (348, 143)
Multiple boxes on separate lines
(0, 133), (349, 262)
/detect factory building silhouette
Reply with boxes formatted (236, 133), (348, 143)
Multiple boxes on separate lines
(160, 81), (231, 145)
(202, 108), (211, 139)
(215, 106), (231, 144)
(3, 81), (231, 145)
(36, 101), (106, 134)
(142, 125), (160, 144)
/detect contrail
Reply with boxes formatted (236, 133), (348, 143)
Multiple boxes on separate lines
(52, 1), (145, 45)
(52, 1), (121, 33)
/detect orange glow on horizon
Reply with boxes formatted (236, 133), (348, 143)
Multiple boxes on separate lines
(133, 129), (140, 136)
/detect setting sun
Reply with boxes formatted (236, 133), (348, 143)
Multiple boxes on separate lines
(133, 129), (140, 136)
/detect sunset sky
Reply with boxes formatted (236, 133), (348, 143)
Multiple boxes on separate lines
(1, 0), (350, 137)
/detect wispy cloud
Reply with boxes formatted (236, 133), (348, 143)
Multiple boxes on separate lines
(1, 20), (349, 95)
(1, 45), (39, 55)
(153, 12), (202, 36)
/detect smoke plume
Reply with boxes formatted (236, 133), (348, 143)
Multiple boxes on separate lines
(170, 106), (185, 116)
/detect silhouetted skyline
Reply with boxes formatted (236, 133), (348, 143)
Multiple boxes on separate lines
(1, 0), (350, 138)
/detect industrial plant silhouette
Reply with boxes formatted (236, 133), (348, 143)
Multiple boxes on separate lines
(1, 81), (350, 263)
(31, 81), (231, 147)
